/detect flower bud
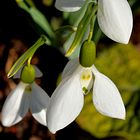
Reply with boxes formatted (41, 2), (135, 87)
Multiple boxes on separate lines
(80, 40), (96, 67)
(21, 65), (35, 83)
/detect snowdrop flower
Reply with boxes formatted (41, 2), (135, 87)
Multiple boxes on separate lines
(47, 57), (125, 133)
(55, 0), (133, 44)
(1, 65), (50, 127)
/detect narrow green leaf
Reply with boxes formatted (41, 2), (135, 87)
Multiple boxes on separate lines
(16, 0), (55, 39)
(29, 7), (55, 38)
(65, 4), (97, 57)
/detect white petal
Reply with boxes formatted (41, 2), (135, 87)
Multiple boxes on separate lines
(97, 0), (133, 44)
(92, 65), (125, 119)
(62, 58), (79, 79)
(13, 65), (24, 79)
(47, 72), (84, 133)
(80, 68), (93, 94)
(30, 83), (50, 126)
(13, 65), (43, 79)
(1, 82), (29, 126)
(55, 0), (85, 12)
(33, 65), (43, 78)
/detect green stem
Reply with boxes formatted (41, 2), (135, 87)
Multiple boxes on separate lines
(16, 0), (30, 12)
(27, 56), (32, 66)
(88, 15), (96, 42)
(65, 3), (97, 57)
(8, 35), (46, 78)
(27, 35), (46, 66)
(73, 0), (91, 26)
(25, 0), (35, 7)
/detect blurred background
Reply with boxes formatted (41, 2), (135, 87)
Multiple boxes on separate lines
(0, 0), (140, 140)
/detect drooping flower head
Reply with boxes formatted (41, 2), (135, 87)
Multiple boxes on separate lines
(1, 65), (50, 127)
(47, 40), (125, 133)
(55, 0), (133, 44)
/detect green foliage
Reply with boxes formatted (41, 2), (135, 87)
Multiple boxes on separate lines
(65, 3), (97, 57)
(16, 0), (54, 43)
(76, 44), (140, 140)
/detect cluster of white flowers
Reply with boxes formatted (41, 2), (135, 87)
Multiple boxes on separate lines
(1, 0), (133, 135)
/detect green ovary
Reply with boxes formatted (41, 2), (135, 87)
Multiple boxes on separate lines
(21, 65), (35, 84)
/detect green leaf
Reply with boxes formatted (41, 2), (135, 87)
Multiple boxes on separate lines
(16, 0), (54, 39)
(65, 4), (97, 57)
(29, 7), (55, 38)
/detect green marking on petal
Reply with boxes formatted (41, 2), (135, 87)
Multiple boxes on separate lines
(82, 87), (88, 94)
(80, 69), (93, 94)
(25, 85), (32, 93)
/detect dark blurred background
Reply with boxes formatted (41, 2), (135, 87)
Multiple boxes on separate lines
(0, 0), (140, 140)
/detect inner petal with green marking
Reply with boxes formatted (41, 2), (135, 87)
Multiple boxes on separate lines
(25, 85), (32, 93)
(80, 69), (93, 94)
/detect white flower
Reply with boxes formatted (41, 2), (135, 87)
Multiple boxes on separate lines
(47, 59), (125, 133)
(55, 0), (85, 12)
(55, 0), (133, 44)
(1, 65), (50, 127)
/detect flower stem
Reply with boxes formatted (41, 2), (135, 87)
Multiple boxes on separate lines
(65, 3), (97, 57)
(8, 35), (46, 78)
(88, 15), (97, 42)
